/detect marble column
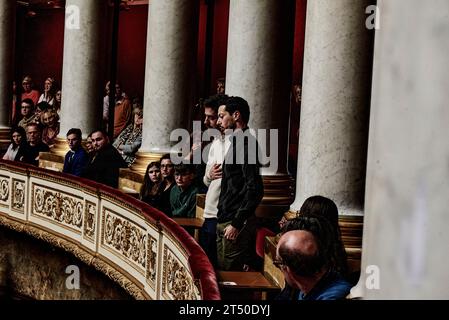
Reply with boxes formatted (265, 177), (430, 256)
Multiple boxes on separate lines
(225, 0), (296, 206)
(0, 1), (16, 146)
(53, 0), (107, 155)
(356, 0), (449, 299)
(132, 0), (199, 173)
(289, 0), (373, 216)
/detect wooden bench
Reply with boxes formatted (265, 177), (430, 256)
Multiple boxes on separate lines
(217, 271), (281, 300)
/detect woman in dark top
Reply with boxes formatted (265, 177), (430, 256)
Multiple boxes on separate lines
(140, 161), (162, 206)
(154, 154), (175, 217)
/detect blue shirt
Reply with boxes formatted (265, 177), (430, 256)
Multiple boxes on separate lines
(297, 270), (352, 300)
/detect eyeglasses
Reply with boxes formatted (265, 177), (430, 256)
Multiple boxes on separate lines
(273, 257), (285, 269)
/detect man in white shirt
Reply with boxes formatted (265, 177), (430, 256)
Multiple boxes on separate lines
(199, 94), (228, 267)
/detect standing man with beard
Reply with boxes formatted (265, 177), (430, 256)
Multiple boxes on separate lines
(215, 96), (264, 271)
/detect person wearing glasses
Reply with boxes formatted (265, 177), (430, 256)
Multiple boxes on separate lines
(275, 215), (352, 300)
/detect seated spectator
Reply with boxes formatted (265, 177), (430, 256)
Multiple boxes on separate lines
(85, 134), (94, 154)
(275, 218), (352, 300)
(41, 108), (60, 147)
(281, 195), (348, 276)
(155, 154), (176, 217)
(22, 123), (49, 166)
(139, 161), (162, 207)
(21, 76), (40, 106)
(34, 101), (51, 125)
(81, 129), (127, 188)
(17, 99), (37, 130)
(63, 128), (88, 177)
(54, 90), (62, 114)
(113, 94), (132, 139)
(102, 81), (128, 124)
(170, 164), (198, 218)
(113, 103), (143, 166)
(2, 127), (27, 161)
(38, 77), (57, 106)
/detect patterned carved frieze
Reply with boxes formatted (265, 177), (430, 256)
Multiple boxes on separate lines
(162, 245), (200, 300)
(146, 235), (157, 287)
(83, 201), (96, 241)
(103, 209), (147, 269)
(32, 184), (83, 231)
(0, 176), (9, 207)
(12, 179), (25, 213)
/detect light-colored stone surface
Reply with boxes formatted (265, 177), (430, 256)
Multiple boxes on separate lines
(0, 226), (131, 300)
(59, 0), (107, 138)
(0, 0), (15, 128)
(141, 0), (199, 153)
(360, 0), (449, 299)
(225, 0), (295, 175)
(290, 0), (372, 215)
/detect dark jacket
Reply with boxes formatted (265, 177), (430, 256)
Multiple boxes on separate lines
(63, 147), (89, 177)
(22, 142), (50, 166)
(81, 144), (127, 188)
(217, 129), (264, 229)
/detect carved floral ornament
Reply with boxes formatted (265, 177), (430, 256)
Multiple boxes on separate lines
(12, 180), (25, 211)
(163, 246), (200, 300)
(33, 185), (83, 229)
(104, 211), (147, 268)
(0, 177), (8, 202)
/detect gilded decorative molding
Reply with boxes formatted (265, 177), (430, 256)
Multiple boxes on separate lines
(103, 209), (147, 269)
(162, 245), (200, 300)
(83, 201), (96, 241)
(32, 184), (83, 230)
(0, 215), (146, 300)
(0, 176), (9, 205)
(12, 179), (25, 213)
(146, 235), (157, 287)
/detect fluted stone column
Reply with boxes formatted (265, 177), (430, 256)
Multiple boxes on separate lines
(357, 0), (449, 299)
(225, 0), (296, 206)
(289, 0), (373, 216)
(0, 1), (16, 146)
(133, 0), (199, 172)
(53, 0), (107, 155)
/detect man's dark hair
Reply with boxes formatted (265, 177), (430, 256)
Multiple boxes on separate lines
(21, 98), (34, 109)
(280, 215), (335, 277)
(203, 94), (228, 114)
(174, 163), (196, 176)
(36, 101), (50, 112)
(89, 128), (107, 137)
(224, 96), (250, 124)
(160, 153), (172, 162)
(66, 128), (82, 140)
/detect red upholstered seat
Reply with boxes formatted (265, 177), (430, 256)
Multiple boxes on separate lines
(255, 227), (275, 259)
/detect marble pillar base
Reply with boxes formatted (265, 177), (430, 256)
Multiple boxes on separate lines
(51, 137), (70, 157)
(130, 151), (164, 174)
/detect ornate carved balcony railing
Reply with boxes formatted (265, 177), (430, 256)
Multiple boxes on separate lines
(0, 160), (220, 300)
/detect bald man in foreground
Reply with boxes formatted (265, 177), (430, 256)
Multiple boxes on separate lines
(275, 230), (352, 300)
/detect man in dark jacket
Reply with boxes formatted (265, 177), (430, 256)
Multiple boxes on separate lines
(81, 129), (127, 188)
(22, 123), (49, 166)
(216, 96), (264, 271)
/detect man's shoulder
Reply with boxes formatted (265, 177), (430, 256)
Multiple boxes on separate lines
(315, 276), (353, 300)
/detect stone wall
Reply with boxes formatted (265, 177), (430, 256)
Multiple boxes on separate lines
(0, 226), (132, 300)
